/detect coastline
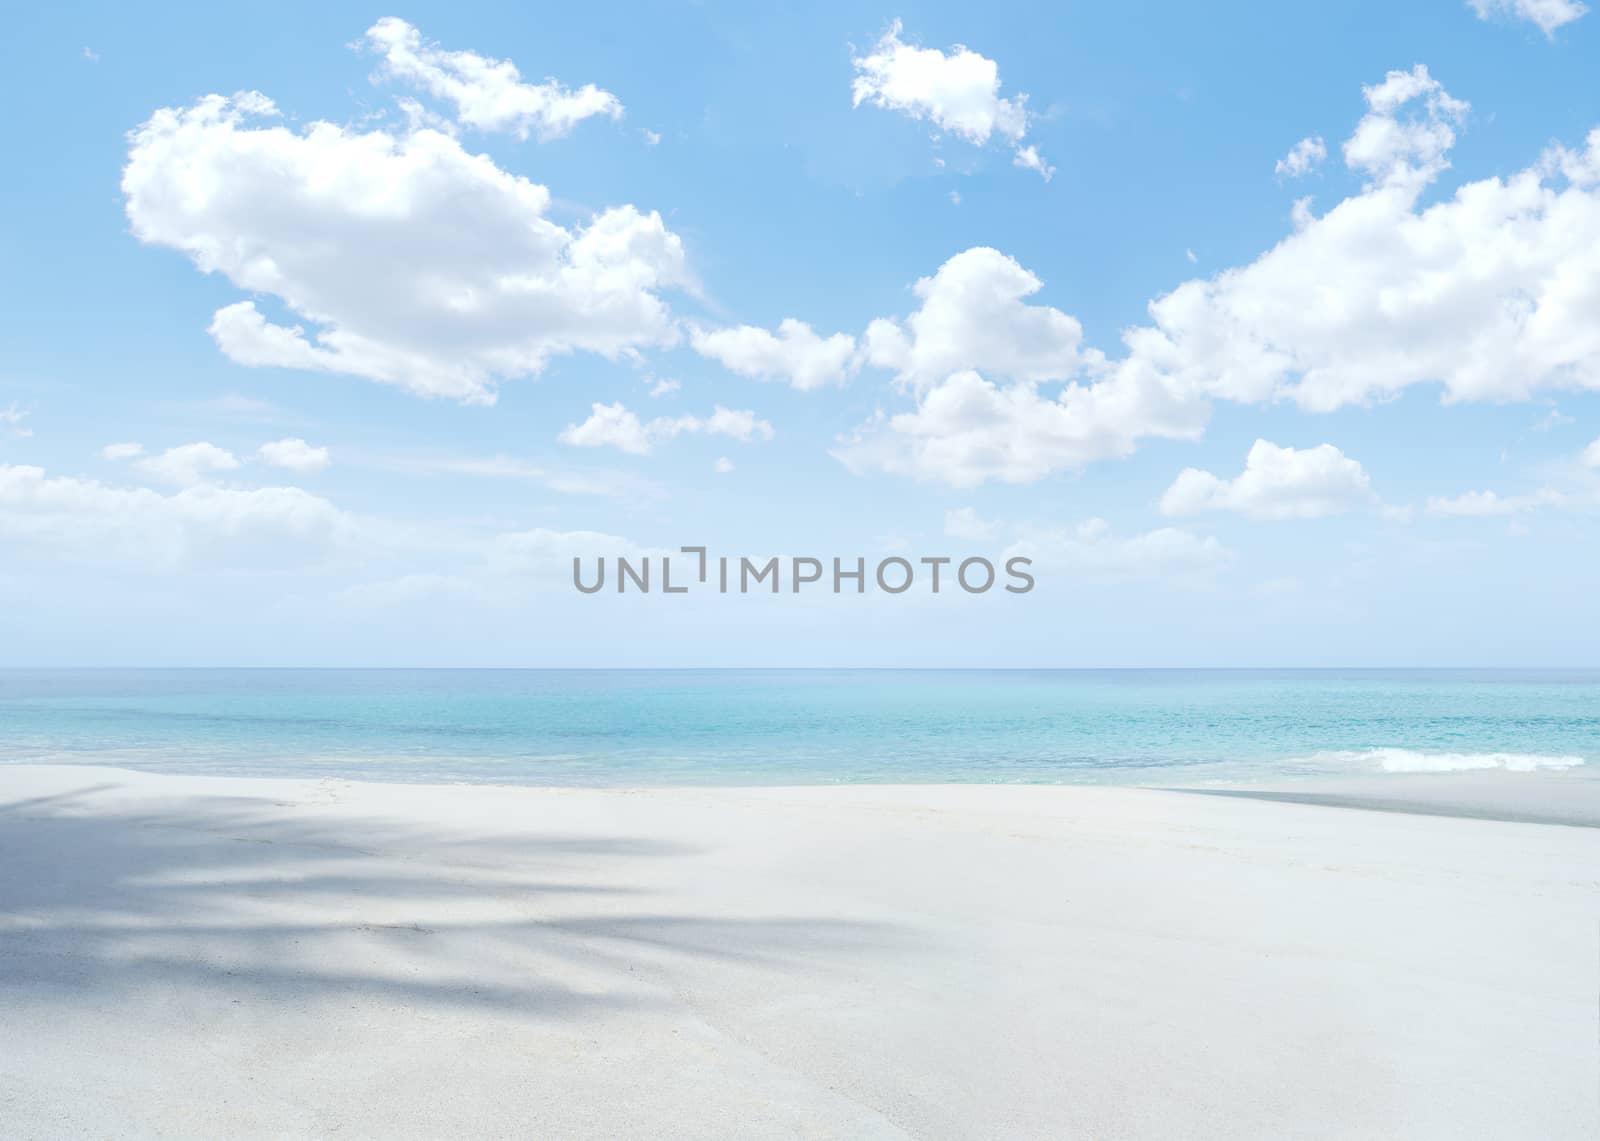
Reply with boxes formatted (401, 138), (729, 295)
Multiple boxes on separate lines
(2, 763), (1597, 1139)
(1172, 767), (1600, 828)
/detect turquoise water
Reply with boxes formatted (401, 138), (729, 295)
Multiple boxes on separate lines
(0, 669), (1594, 786)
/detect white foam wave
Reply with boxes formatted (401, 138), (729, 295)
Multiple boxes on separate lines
(1308, 748), (1585, 774)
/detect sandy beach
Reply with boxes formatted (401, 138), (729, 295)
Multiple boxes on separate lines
(1, 764), (1596, 1140)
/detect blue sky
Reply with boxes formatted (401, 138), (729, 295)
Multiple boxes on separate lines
(2, 0), (1599, 666)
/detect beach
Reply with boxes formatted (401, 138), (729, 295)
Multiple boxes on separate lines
(1, 764), (1595, 1140)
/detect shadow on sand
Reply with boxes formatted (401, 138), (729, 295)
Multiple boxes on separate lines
(0, 777), (904, 1021)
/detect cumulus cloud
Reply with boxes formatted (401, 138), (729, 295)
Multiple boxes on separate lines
(1582, 436), (1600, 467)
(123, 91), (686, 404)
(559, 403), (774, 455)
(363, 18), (623, 140)
(690, 319), (859, 391)
(558, 403), (653, 455)
(1544, 127), (1600, 185)
(943, 506), (994, 540)
(696, 247), (1101, 451)
(1160, 440), (1376, 520)
(835, 246), (1199, 485)
(835, 367), (1205, 488)
(713, 457), (735, 474)
(1275, 136), (1326, 177)
(1343, 65), (1468, 192)
(862, 247), (1087, 393)
(1003, 518), (1233, 584)
(1467, 0), (1587, 36)
(258, 438), (331, 473)
(846, 65), (1600, 487)
(1152, 72), (1599, 413)
(850, 20), (1050, 179)
(0, 463), (349, 568)
(134, 443), (241, 488)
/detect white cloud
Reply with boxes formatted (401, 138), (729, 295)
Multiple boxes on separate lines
(1003, 518), (1233, 584)
(834, 367), (1205, 488)
(862, 247), (1087, 393)
(1159, 440), (1376, 520)
(1343, 66), (1468, 192)
(363, 18), (623, 140)
(134, 443), (241, 488)
(1142, 72), (1599, 414)
(690, 320), (858, 391)
(559, 404), (652, 455)
(124, 92), (686, 404)
(1185, 248), (1198, 264)
(1426, 488), (1566, 516)
(1095, 66), (1584, 415)
(1011, 144), (1054, 181)
(258, 438), (331, 473)
(949, 190), (962, 206)
(713, 457), (735, 474)
(1467, 0), (1587, 36)
(943, 506), (994, 540)
(1544, 127), (1600, 185)
(1, 403), (30, 439)
(642, 128), (661, 146)
(836, 248), (1205, 487)
(0, 463), (349, 568)
(1425, 436), (1600, 517)
(101, 443), (145, 461)
(648, 377), (681, 398)
(559, 403), (774, 455)
(851, 20), (1026, 145)
(1275, 135), (1326, 177)
(850, 20), (1049, 178)
(840, 65), (1600, 486)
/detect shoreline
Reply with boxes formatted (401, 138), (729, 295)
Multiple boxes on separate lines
(1172, 767), (1600, 828)
(2, 763), (1597, 1139)
(3, 758), (1597, 825)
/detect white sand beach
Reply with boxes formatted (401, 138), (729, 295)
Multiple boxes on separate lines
(1, 764), (1596, 1140)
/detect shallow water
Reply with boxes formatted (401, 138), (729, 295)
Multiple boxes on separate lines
(0, 668), (1593, 786)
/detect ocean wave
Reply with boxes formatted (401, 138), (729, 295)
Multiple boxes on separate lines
(1306, 748), (1585, 773)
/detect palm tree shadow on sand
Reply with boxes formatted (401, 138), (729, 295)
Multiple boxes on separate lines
(0, 777), (909, 1021)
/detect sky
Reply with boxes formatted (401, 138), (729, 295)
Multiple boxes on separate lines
(2, 0), (1599, 667)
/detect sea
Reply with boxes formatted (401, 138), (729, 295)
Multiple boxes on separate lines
(0, 668), (1594, 787)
